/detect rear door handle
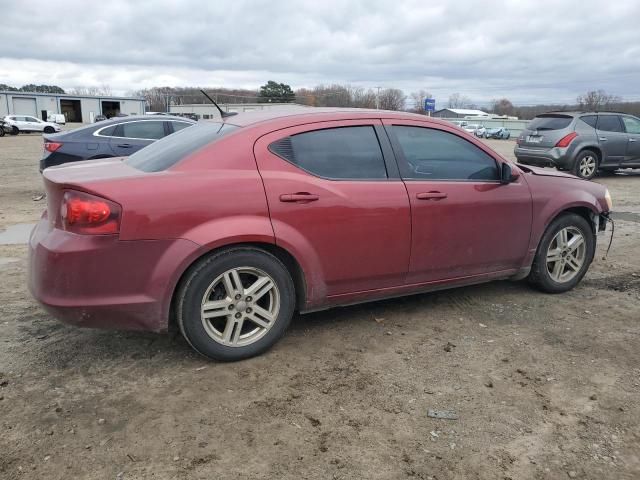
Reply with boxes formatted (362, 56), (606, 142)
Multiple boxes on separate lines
(416, 191), (448, 200)
(599, 137), (607, 141)
(117, 143), (133, 148)
(629, 138), (637, 143)
(279, 193), (319, 202)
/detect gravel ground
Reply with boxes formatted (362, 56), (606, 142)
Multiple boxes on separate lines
(1, 129), (639, 480)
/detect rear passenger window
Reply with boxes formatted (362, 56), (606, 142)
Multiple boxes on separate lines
(115, 121), (166, 139)
(391, 126), (498, 181)
(580, 115), (597, 128)
(171, 121), (192, 133)
(597, 116), (623, 133)
(269, 126), (387, 179)
(98, 125), (117, 136)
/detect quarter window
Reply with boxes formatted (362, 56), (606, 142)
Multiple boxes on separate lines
(391, 126), (499, 181)
(171, 121), (192, 133)
(580, 115), (597, 128)
(115, 121), (166, 139)
(597, 115), (623, 133)
(269, 126), (388, 179)
(621, 116), (640, 134)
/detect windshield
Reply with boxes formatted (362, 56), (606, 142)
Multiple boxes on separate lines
(125, 122), (238, 172)
(528, 114), (573, 131)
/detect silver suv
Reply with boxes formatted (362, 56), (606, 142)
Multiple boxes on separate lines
(515, 112), (640, 179)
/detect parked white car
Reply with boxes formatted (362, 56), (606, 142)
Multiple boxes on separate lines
(2, 115), (62, 134)
(462, 124), (480, 134)
(474, 126), (487, 137)
(47, 113), (66, 125)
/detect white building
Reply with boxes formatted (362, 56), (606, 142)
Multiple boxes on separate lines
(432, 108), (491, 119)
(169, 102), (311, 120)
(0, 91), (145, 123)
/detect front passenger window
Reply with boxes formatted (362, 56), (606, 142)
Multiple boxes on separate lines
(391, 126), (499, 181)
(622, 116), (640, 134)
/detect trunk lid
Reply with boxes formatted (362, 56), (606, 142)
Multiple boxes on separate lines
(42, 158), (148, 226)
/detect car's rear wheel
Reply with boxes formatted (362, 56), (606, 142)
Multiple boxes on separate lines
(44, 126), (55, 133)
(177, 248), (295, 361)
(573, 150), (598, 180)
(528, 213), (595, 293)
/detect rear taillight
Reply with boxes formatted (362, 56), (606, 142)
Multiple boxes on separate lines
(44, 142), (62, 152)
(60, 190), (121, 235)
(555, 132), (577, 148)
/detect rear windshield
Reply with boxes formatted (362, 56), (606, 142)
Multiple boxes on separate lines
(528, 114), (573, 131)
(125, 122), (238, 172)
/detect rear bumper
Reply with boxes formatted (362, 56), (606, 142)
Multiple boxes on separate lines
(28, 218), (200, 332)
(514, 146), (573, 169)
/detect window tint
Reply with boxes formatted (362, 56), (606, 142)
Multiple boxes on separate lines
(392, 126), (498, 181)
(97, 125), (117, 136)
(528, 114), (573, 131)
(125, 122), (238, 172)
(269, 126), (387, 179)
(115, 121), (166, 139)
(621, 116), (640, 134)
(171, 121), (192, 133)
(580, 115), (597, 128)
(597, 115), (623, 133)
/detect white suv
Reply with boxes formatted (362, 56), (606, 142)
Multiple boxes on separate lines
(3, 115), (62, 135)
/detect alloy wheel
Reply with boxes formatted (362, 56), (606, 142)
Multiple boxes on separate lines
(546, 227), (586, 283)
(200, 267), (280, 347)
(578, 155), (596, 178)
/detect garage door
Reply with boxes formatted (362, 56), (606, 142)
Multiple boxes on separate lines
(12, 97), (37, 116)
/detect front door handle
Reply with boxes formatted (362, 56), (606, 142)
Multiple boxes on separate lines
(117, 143), (133, 148)
(416, 191), (448, 200)
(279, 193), (319, 202)
(629, 138), (637, 143)
(599, 137), (607, 141)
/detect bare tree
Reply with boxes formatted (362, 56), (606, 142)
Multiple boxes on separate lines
(409, 90), (433, 114)
(490, 98), (515, 116)
(68, 85), (113, 96)
(448, 93), (473, 109)
(576, 89), (621, 111)
(378, 88), (406, 111)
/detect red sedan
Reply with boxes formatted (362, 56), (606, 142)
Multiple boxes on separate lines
(28, 109), (612, 361)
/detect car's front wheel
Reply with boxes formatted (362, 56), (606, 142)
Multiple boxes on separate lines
(573, 150), (598, 180)
(11, 126), (18, 135)
(177, 248), (296, 361)
(528, 213), (595, 293)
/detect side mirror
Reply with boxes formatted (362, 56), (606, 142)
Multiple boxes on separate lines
(500, 162), (515, 184)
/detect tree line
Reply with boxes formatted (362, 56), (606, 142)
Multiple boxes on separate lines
(3, 81), (638, 119)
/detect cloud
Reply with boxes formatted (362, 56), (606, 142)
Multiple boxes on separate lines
(0, 0), (638, 104)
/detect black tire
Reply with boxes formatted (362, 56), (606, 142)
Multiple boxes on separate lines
(11, 126), (18, 135)
(528, 213), (595, 293)
(573, 150), (598, 180)
(176, 247), (295, 361)
(0, 128), (4, 137)
(44, 126), (55, 133)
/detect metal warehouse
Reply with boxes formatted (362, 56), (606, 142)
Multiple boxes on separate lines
(0, 91), (145, 123)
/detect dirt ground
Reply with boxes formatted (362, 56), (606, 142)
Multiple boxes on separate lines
(1, 129), (639, 480)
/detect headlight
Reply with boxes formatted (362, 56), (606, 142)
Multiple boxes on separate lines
(604, 189), (613, 211)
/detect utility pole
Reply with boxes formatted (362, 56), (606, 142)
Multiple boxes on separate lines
(374, 86), (382, 109)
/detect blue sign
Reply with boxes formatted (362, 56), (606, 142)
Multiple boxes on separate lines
(424, 98), (436, 112)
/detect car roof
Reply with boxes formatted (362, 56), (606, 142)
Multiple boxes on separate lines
(98, 115), (196, 124)
(541, 111), (623, 117)
(220, 107), (453, 128)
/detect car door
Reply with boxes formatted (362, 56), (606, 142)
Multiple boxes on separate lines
(254, 119), (411, 298)
(383, 120), (532, 284)
(13, 116), (29, 131)
(108, 120), (167, 156)
(596, 115), (627, 166)
(621, 115), (640, 165)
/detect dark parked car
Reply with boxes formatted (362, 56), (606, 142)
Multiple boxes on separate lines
(29, 109), (612, 361)
(40, 115), (196, 170)
(515, 111), (640, 179)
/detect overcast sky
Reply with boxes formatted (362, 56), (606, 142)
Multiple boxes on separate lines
(1, 0), (639, 105)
